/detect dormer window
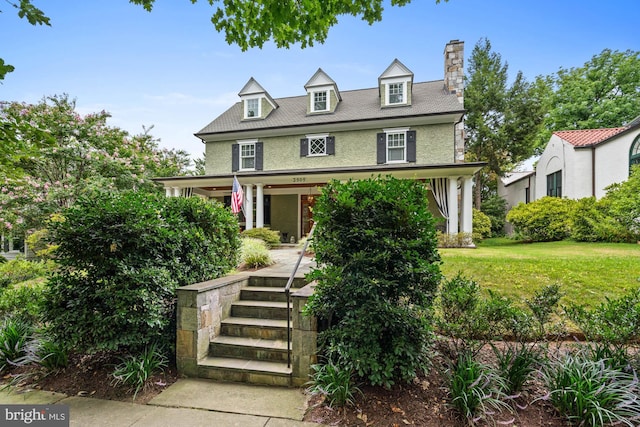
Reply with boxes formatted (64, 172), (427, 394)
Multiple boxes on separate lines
(245, 98), (260, 118)
(312, 91), (328, 112)
(388, 83), (404, 104)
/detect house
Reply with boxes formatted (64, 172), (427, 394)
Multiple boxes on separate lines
(499, 116), (640, 229)
(155, 40), (484, 243)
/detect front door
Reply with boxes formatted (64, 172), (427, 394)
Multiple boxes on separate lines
(300, 195), (316, 237)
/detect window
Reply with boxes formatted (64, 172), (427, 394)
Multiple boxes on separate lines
(245, 98), (260, 118)
(631, 136), (640, 170)
(312, 91), (328, 112)
(547, 170), (562, 197)
(387, 132), (406, 162)
(388, 82), (404, 104)
(240, 143), (255, 170)
(309, 136), (326, 156)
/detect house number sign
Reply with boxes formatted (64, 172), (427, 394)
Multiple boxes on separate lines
(292, 177), (306, 183)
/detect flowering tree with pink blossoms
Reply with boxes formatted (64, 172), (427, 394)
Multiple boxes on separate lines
(0, 94), (193, 238)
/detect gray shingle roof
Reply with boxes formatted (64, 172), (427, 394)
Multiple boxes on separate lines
(196, 80), (463, 137)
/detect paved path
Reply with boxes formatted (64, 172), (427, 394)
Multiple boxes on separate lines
(0, 247), (323, 426)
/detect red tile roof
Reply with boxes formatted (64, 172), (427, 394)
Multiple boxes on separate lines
(554, 127), (627, 147)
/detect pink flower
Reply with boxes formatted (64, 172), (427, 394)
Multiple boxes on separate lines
(4, 222), (12, 230)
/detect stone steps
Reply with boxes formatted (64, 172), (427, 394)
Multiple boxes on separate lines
(203, 278), (299, 386)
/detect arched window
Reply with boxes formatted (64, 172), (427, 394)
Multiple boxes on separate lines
(631, 135), (640, 170)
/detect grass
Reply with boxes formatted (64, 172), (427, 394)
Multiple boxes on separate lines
(440, 238), (640, 308)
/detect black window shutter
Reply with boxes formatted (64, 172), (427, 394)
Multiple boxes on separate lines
(255, 141), (264, 170)
(300, 138), (308, 157)
(327, 136), (335, 155)
(407, 130), (416, 162)
(231, 143), (239, 172)
(376, 133), (386, 164)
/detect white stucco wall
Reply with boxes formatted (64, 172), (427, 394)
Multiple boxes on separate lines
(592, 128), (640, 198)
(535, 135), (565, 200)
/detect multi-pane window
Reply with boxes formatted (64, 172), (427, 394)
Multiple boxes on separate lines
(388, 83), (404, 104)
(309, 136), (326, 156)
(387, 132), (406, 162)
(240, 143), (255, 170)
(546, 170), (562, 197)
(313, 91), (327, 112)
(246, 98), (259, 118)
(631, 136), (640, 170)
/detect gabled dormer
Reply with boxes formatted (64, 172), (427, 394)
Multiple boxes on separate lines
(238, 78), (278, 120)
(378, 59), (414, 108)
(304, 68), (341, 114)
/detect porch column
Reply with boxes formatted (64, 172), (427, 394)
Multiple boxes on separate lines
(245, 184), (254, 230)
(255, 183), (264, 229)
(460, 176), (473, 235)
(165, 187), (172, 197)
(172, 187), (181, 197)
(447, 177), (459, 235)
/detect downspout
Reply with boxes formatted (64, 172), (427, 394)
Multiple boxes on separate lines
(591, 145), (596, 197)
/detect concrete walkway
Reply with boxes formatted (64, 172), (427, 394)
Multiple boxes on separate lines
(0, 247), (323, 426)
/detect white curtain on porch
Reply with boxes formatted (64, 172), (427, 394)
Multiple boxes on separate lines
(430, 178), (449, 226)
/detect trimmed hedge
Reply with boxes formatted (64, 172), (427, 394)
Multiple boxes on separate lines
(43, 191), (240, 354)
(241, 227), (281, 248)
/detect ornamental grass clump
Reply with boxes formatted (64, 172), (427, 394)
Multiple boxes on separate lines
(240, 237), (273, 268)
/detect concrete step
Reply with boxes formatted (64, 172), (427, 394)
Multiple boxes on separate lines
(248, 275), (306, 289)
(198, 356), (291, 387)
(240, 286), (288, 302)
(209, 336), (289, 362)
(230, 300), (290, 320)
(221, 316), (289, 340)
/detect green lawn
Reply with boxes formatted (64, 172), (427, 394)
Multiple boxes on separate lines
(439, 238), (640, 308)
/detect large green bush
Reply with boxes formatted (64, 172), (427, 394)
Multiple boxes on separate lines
(306, 176), (441, 387)
(241, 227), (281, 248)
(472, 208), (492, 242)
(0, 259), (56, 288)
(506, 197), (575, 242)
(43, 191), (240, 354)
(602, 165), (640, 242)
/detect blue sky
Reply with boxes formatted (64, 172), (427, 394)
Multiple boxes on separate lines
(2, 0), (639, 161)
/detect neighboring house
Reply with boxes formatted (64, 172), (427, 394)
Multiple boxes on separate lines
(535, 117), (640, 200)
(155, 40), (484, 243)
(499, 116), (640, 232)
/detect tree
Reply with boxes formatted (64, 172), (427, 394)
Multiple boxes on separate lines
(538, 48), (640, 146)
(3, 1), (446, 80)
(465, 38), (550, 208)
(0, 95), (192, 235)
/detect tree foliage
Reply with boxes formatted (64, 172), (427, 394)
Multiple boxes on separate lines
(538, 49), (640, 146)
(306, 176), (441, 387)
(464, 38), (550, 208)
(0, 95), (192, 235)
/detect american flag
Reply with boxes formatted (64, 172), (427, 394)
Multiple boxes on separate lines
(231, 176), (244, 214)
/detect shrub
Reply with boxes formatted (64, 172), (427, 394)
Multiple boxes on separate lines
(306, 360), (361, 407)
(0, 317), (32, 372)
(472, 208), (491, 242)
(0, 259), (56, 288)
(437, 232), (473, 248)
(25, 229), (58, 259)
(539, 350), (640, 427)
(506, 196), (575, 241)
(306, 176), (441, 387)
(112, 343), (168, 400)
(240, 238), (273, 268)
(601, 165), (640, 242)
(445, 351), (511, 425)
(43, 191), (241, 354)
(480, 194), (507, 236)
(241, 227), (281, 248)
(0, 281), (47, 325)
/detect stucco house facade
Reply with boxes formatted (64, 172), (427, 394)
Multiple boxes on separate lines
(156, 40), (484, 242)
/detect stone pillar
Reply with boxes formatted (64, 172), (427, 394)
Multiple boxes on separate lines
(460, 176), (473, 237)
(245, 185), (253, 230)
(447, 177), (459, 235)
(255, 183), (264, 229)
(291, 283), (318, 387)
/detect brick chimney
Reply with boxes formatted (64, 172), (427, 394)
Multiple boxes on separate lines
(444, 40), (465, 161)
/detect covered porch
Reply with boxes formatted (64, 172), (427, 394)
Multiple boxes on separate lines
(154, 162), (484, 244)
